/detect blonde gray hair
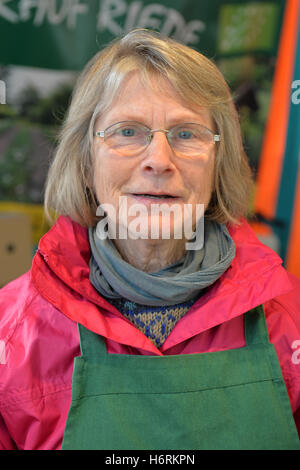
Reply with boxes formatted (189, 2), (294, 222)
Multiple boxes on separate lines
(44, 28), (253, 227)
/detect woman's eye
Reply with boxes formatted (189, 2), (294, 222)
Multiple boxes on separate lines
(120, 128), (135, 137)
(177, 130), (193, 139)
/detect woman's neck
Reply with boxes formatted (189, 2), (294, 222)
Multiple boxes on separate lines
(113, 237), (186, 272)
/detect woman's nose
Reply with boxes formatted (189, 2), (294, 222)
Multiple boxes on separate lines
(140, 131), (175, 174)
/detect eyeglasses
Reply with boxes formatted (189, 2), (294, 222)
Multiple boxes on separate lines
(94, 121), (220, 157)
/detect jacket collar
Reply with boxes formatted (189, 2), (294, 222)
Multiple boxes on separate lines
(32, 216), (293, 355)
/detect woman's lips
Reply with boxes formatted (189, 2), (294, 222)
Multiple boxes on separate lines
(129, 194), (182, 205)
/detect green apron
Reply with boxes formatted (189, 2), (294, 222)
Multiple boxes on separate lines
(62, 305), (300, 450)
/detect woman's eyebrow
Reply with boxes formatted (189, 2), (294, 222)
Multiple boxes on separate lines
(102, 114), (210, 128)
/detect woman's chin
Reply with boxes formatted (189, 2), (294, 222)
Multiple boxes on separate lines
(118, 215), (187, 242)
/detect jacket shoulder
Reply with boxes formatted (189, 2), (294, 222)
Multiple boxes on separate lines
(0, 271), (39, 340)
(0, 268), (79, 450)
(264, 272), (300, 430)
(264, 272), (300, 330)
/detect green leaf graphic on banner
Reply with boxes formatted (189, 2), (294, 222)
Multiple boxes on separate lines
(218, 2), (280, 54)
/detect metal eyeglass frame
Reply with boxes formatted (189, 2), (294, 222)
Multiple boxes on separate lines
(93, 121), (221, 146)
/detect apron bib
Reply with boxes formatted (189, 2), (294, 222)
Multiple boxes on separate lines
(62, 305), (300, 449)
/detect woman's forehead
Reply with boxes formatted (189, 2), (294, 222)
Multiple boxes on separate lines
(113, 71), (191, 107)
(96, 72), (213, 127)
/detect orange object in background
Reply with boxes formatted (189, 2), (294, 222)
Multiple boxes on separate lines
(286, 155), (300, 277)
(253, 0), (300, 278)
(254, 0), (299, 219)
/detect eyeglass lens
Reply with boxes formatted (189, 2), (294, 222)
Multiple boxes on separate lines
(103, 122), (216, 156)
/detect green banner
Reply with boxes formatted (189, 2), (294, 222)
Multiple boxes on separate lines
(0, 0), (285, 70)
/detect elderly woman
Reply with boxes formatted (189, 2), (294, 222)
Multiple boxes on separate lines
(0, 29), (300, 450)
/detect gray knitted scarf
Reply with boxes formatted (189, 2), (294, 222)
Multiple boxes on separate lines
(89, 220), (235, 307)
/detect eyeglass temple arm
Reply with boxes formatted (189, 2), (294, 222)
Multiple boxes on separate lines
(94, 131), (105, 137)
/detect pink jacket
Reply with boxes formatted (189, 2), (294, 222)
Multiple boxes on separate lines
(0, 215), (300, 450)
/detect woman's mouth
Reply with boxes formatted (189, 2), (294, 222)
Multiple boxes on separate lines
(130, 194), (180, 204)
(133, 194), (175, 199)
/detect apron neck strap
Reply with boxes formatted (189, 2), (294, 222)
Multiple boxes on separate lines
(77, 323), (108, 356)
(244, 305), (270, 346)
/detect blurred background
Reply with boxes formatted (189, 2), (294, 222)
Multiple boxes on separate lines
(0, 0), (299, 286)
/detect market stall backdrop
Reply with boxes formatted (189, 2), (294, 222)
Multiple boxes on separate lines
(0, 0), (299, 285)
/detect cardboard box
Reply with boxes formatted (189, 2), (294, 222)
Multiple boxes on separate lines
(0, 202), (50, 246)
(0, 212), (32, 287)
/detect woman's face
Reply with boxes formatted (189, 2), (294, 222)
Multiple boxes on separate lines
(92, 72), (216, 243)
